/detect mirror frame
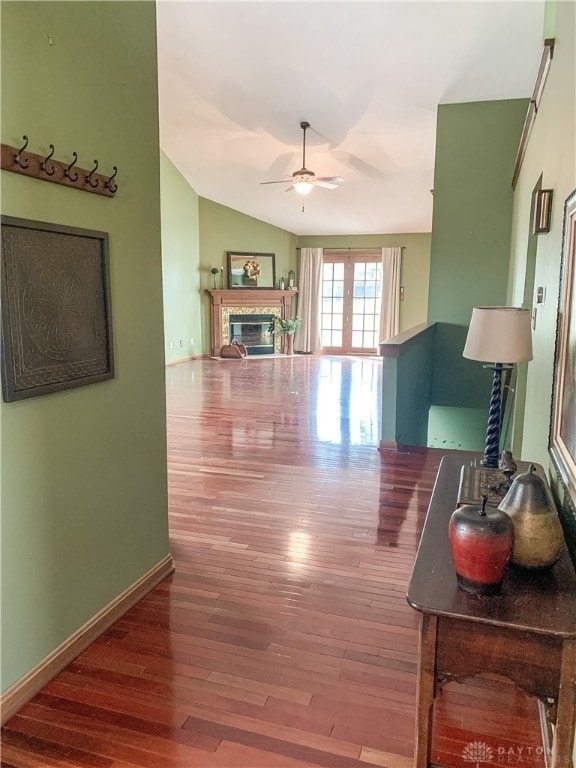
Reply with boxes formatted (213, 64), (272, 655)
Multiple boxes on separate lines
(227, 252), (276, 290)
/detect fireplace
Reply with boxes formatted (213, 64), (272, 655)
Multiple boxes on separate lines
(207, 289), (298, 357)
(230, 314), (274, 355)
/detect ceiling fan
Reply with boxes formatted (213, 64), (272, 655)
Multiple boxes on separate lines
(260, 121), (343, 196)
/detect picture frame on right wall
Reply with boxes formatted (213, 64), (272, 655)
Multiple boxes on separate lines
(550, 188), (576, 518)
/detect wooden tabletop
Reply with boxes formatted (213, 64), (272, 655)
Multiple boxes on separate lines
(407, 453), (576, 637)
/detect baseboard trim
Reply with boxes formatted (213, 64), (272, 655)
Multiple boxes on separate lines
(0, 553), (174, 724)
(166, 354), (202, 366)
(379, 440), (400, 451)
(378, 440), (427, 453)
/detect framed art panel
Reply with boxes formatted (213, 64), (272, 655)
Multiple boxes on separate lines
(550, 189), (576, 515)
(1, 216), (114, 402)
(227, 251), (275, 289)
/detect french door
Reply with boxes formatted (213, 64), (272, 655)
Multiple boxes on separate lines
(321, 252), (382, 354)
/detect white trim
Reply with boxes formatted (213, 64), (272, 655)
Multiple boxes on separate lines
(165, 354), (202, 366)
(0, 553), (174, 724)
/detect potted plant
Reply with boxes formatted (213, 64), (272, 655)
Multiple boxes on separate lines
(268, 316), (302, 356)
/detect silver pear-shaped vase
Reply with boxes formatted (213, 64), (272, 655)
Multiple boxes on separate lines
(498, 465), (563, 569)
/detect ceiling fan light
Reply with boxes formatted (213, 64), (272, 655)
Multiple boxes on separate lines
(294, 180), (313, 196)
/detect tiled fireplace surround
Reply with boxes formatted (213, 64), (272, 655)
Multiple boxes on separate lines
(207, 289), (298, 357)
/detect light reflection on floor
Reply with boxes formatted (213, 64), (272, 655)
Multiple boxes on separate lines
(315, 356), (381, 446)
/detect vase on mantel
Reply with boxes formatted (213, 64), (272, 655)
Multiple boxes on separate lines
(284, 334), (294, 356)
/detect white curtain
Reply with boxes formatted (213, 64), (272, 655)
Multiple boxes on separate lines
(379, 246), (401, 342)
(294, 247), (323, 353)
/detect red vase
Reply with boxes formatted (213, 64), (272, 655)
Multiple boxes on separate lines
(448, 497), (514, 595)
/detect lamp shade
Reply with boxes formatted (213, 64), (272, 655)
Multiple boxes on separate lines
(463, 307), (533, 364)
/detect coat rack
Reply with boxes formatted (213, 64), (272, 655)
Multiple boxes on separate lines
(1, 136), (118, 198)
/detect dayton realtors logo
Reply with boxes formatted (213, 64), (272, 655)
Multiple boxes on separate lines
(463, 741), (494, 767)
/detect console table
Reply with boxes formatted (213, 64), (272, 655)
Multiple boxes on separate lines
(407, 454), (576, 768)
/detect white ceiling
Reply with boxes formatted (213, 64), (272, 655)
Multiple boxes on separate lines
(156, 1), (545, 236)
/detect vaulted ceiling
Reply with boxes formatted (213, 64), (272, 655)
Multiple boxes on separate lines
(156, 1), (545, 236)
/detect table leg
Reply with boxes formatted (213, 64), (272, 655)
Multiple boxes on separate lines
(551, 639), (576, 768)
(415, 613), (437, 767)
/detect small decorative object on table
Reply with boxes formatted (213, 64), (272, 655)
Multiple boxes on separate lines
(279, 277), (285, 290)
(499, 450), (517, 485)
(498, 465), (564, 568)
(288, 269), (295, 289)
(449, 495), (514, 595)
(458, 451), (520, 507)
(210, 267), (219, 289)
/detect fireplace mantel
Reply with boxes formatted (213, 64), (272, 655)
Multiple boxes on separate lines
(206, 289), (298, 356)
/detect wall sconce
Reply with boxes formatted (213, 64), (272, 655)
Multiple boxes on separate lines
(533, 189), (553, 234)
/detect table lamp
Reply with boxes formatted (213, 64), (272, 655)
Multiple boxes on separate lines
(463, 306), (533, 468)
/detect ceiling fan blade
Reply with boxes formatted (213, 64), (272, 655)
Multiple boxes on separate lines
(313, 181), (339, 190)
(260, 179), (292, 185)
(315, 176), (343, 184)
(285, 185), (295, 192)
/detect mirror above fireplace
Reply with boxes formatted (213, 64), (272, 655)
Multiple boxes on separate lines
(227, 252), (275, 289)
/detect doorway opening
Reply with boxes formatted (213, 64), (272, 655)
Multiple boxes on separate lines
(321, 250), (382, 354)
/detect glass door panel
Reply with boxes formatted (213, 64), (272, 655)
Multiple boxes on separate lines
(322, 253), (382, 354)
(321, 261), (345, 348)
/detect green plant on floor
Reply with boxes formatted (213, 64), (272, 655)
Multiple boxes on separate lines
(268, 316), (303, 335)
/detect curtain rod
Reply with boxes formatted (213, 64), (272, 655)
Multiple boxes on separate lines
(296, 246), (404, 251)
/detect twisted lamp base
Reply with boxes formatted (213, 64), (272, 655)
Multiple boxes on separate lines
(481, 363), (504, 469)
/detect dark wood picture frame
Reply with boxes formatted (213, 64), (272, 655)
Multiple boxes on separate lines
(550, 189), (576, 519)
(227, 251), (275, 289)
(533, 188), (554, 234)
(1, 215), (114, 402)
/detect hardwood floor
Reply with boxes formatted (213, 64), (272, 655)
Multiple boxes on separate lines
(2, 356), (542, 767)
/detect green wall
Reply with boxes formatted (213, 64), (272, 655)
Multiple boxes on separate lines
(543, 0), (556, 38)
(381, 324), (436, 447)
(0, 1), (169, 692)
(428, 100), (527, 414)
(160, 152), (202, 363)
(508, 12), (575, 766)
(427, 406), (489, 451)
(298, 233), (431, 334)
(429, 100), (528, 325)
(508, 0), (575, 563)
(199, 197), (298, 354)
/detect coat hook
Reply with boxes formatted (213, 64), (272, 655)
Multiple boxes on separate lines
(40, 144), (56, 176)
(14, 135), (30, 168)
(104, 166), (118, 194)
(86, 159), (99, 189)
(64, 152), (79, 182)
